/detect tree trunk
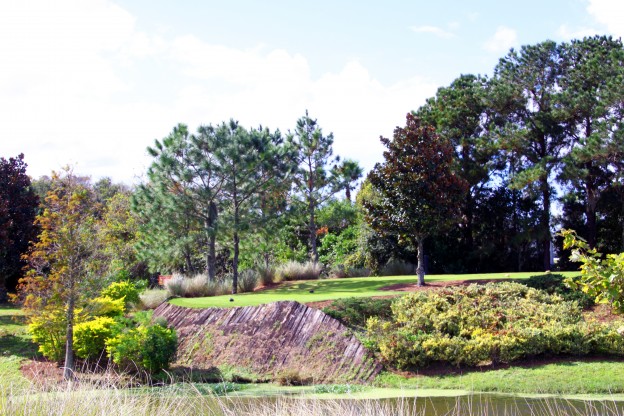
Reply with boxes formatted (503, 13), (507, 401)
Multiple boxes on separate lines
(585, 178), (598, 249)
(540, 178), (551, 270)
(205, 202), (218, 281)
(184, 251), (193, 274)
(309, 198), (318, 264)
(345, 186), (351, 202)
(232, 204), (239, 295)
(63, 295), (75, 381)
(416, 237), (425, 286)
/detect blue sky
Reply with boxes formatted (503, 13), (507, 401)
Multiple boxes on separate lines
(1, 0), (622, 183)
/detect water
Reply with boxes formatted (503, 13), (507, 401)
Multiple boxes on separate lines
(188, 393), (624, 415)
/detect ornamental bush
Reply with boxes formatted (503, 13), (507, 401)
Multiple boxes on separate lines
(106, 317), (177, 374)
(101, 281), (140, 309)
(73, 316), (120, 359)
(366, 282), (624, 369)
(28, 306), (73, 361)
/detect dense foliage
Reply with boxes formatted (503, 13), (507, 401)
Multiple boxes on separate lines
(366, 282), (624, 368)
(562, 229), (624, 312)
(106, 314), (177, 374)
(0, 154), (39, 298)
(4, 36), (624, 309)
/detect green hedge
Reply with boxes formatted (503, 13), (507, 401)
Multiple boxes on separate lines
(366, 282), (624, 369)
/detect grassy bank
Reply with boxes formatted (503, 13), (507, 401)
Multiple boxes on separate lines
(375, 360), (624, 396)
(170, 272), (579, 308)
(0, 305), (37, 390)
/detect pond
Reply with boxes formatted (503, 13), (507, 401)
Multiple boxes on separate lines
(164, 390), (624, 416)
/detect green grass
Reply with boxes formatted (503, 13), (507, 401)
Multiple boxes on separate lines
(170, 272), (579, 308)
(0, 305), (38, 389)
(375, 360), (624, 396)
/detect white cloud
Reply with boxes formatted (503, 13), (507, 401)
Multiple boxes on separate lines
(483, 26), (518, 53)
(557, 24), (600, 40)
(0, 0), (437, 183)
(587, 0), (624, 37)
(410, 25), (455, 39)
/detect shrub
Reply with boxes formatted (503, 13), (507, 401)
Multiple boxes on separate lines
(164, 273), (233, 298)
(275, 369), (311, 386)
(139, 289), (169, 309)
(74, 316), (120, 359)
(164, 273), (185, 297)
(275, 261), (321, 281)
(328, 265), (371, 278)
(366, 282), (624, 369)
(523, 273), (594, 309)
(256, 264), (276, 286)
(380, 259), (414, 276)
(181, 274), (211, 297)
(86, 296), (126, 318)
(106, 320), (177, 374)
(561, 229), (624, 312)
(28, 307), (70, 361)
(101, 281), (140, 309)
(237, 269), (259, 293)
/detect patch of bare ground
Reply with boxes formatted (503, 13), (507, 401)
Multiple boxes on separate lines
(20, 359), (136, 389)
(584, 303), (624, 324)
(20, 359), (64, 388)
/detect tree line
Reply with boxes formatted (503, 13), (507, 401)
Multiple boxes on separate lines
(1, 35), (624, 302)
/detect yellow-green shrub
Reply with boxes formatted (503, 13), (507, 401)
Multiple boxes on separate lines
(366, 282), (624, 369)
(28, 307), (69, 361)
(85, 296), (125, 318)
(73, 316), (120, 359)
(100, 281), (140, 310)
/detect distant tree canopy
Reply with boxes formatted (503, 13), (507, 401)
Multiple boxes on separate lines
(7, 35), (623, 291)
(401, 35), (624, 274)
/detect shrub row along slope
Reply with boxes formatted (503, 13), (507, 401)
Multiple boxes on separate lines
(365, 282), (624, 369)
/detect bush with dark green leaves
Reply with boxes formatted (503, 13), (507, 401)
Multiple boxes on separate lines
(366, 282), (624, 369)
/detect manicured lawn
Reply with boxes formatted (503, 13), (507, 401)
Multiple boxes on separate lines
(375, 360), (624, 396)
(170, 271), (580, 308)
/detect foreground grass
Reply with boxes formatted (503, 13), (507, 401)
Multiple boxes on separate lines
(376, 360), (624, 396)
(0, 305), (37, 390)
(171, 272), (579, 308)
(2, 381), (624, 416)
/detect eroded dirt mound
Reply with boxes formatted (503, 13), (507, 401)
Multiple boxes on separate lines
(153, 301), (381, 384)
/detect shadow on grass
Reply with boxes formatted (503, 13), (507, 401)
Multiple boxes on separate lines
(0, 333), (39, 359)
(0, 314), (26, 326)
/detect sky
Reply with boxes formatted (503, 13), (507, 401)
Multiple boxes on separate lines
(1, 0), (623, 184)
